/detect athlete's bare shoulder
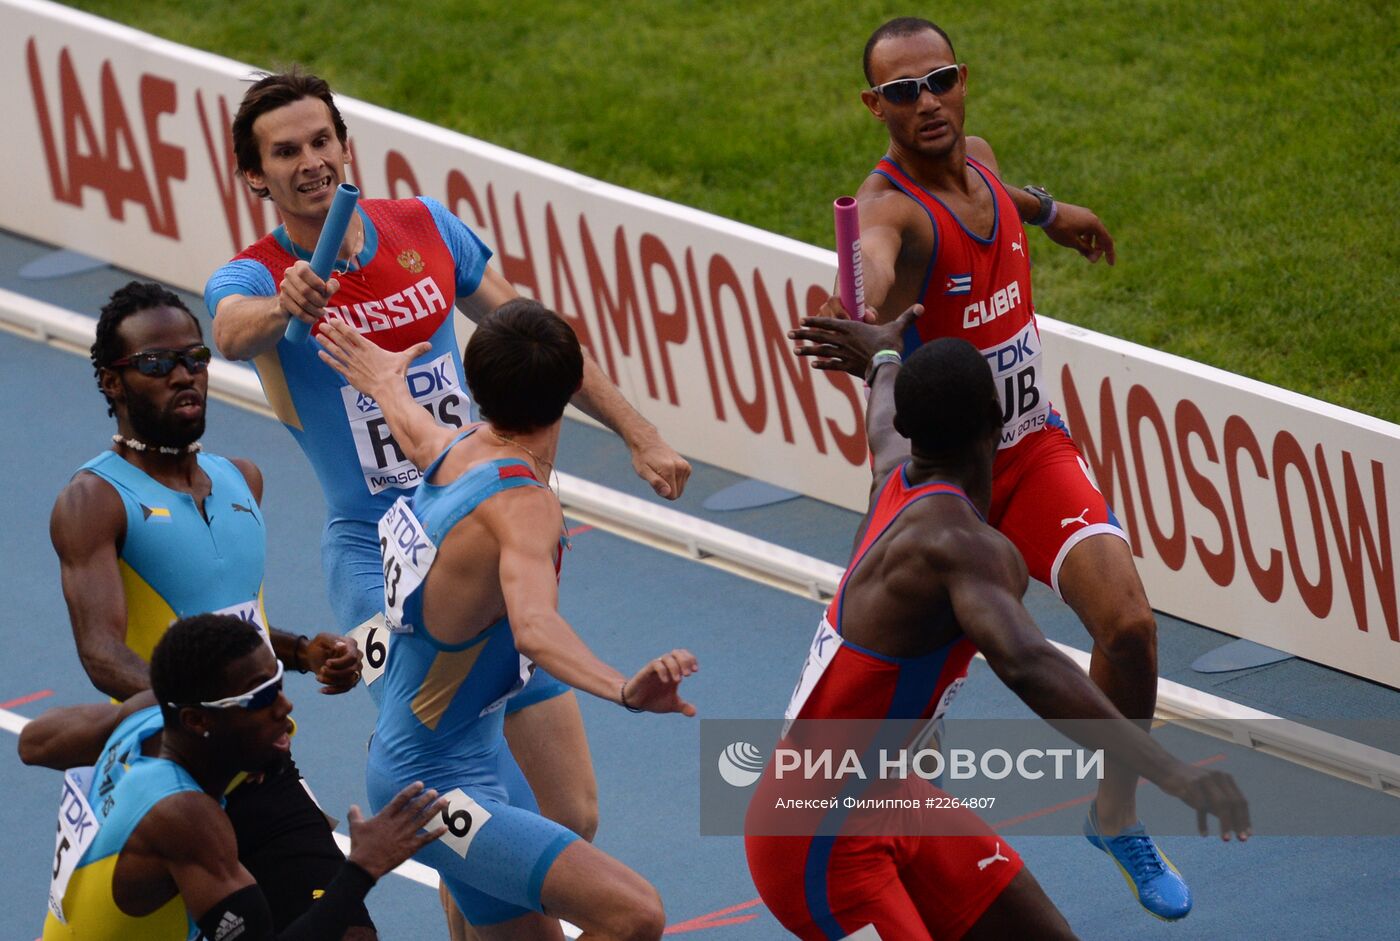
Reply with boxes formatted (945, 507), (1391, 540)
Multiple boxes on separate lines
(227, 457), (264, 504)
(473, 480), (560, 545)
(857, 171), (934, 270)
(900, 495), (1029, 596)
(136, 787), (239, 873)
(857, 171), (921, 223)
(51, 470), (126, 546)
(965, 136), (1002, 177)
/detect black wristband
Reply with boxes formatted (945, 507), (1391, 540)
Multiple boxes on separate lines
(1023, 185), (1057, 228)
(293, 635), (310, 673)
(620, 681), (644, 713)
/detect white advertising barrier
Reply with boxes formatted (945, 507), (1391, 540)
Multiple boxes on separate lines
(0, 0), (869, 510)
(1041, 327), (1397, 686)
(0, 0), (1396, 686)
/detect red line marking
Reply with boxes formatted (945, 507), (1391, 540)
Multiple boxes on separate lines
(0, 689), (53, 710)
(566, 524), (594, 538)
(991, 791), (1097, 830)
(990, 753), (1228, 831)
(666, 914), (759, 934)
(665, 897), (763, 934)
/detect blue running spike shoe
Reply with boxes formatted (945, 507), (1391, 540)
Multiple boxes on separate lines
(1084, 802), (1192, 921)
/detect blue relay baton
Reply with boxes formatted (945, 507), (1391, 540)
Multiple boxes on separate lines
(284, 183), (360, 342)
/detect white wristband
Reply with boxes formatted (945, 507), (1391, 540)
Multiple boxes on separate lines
(864, 349), (903, 385)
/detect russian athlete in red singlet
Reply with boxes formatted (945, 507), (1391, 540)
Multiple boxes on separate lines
(817, 17), (1195, 925)
(764, 310), (1250, 940)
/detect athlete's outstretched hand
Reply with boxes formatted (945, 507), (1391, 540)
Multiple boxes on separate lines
(1042, 201), (1116, 266)
(302, 632), (362, 694)
(621, 650), (699, 716)
(790, 304), (922, 377)
(1160, 764), (1251, 842)
(316, 317), (432, 399)
(345, 782), (449, 880)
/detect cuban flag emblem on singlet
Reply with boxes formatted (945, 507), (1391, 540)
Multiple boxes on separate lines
(945, 273), (972, 295)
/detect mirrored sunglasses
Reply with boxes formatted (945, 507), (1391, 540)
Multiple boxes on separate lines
(110, 345), (212, 378)
(871, 64), (962, 104)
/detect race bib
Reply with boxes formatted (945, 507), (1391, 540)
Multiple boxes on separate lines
(211, 598), (271, 650)
(982, 321), (1050, 450)
(479, 655), (536, 717)
(783, 618), (843, 735)
(340, 352), (469, 495)
(347, 614), (389, 688)
(931, 675), (966, 723)
(378, 497), (438, 634)
(48, 767), (99, 924)
(436, 788), (493, 859)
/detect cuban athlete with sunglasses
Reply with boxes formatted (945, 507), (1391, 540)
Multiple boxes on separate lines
(819, 18), (1191, 922)
(49, 282), (377, 935)
(21, 613), (447, 940)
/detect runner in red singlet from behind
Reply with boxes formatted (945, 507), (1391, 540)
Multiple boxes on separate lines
(743, 309), (1249, 941)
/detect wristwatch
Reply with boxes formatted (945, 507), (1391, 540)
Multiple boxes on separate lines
(1023, 185), (1057, 228)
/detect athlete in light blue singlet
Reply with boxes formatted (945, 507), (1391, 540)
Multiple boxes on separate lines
(79, 451), (271, 661)
(44, 748), (206, 941)
(318, 303), (698, 938)
(206, 196), (491, 627)
(50, 282), (367, 932)
(367, 429), (575, 923)
(207, 194), (575, 714)
(23, 617), (450, 941)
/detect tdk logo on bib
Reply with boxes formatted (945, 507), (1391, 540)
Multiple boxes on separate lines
(406, 360), (457, 398)
(984, 331), (1038, 373)
(341, 352), (470, 495)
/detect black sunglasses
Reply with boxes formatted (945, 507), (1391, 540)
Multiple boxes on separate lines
(109, 345), (212, 378)
(871, 64), (962, 105)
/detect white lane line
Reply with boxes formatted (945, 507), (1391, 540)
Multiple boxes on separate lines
(0, 708), (30, 736)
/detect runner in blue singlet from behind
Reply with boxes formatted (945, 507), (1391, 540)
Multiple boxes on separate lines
(315, 302), (698, 939)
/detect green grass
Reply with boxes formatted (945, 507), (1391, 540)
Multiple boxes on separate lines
(64, 0), (1399, 420)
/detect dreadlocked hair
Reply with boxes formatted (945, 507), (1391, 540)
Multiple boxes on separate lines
(91, 281), (201, 416)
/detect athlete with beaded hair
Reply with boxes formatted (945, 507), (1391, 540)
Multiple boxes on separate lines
(50, 281), (370, 934)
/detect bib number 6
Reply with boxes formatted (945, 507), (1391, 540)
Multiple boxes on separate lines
(346, 615), (389, 688)
(436, 788), (492, 859)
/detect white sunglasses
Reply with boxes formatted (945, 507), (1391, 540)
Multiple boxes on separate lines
(169, 661), (285, 711)
(871, 64), (962, 104)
